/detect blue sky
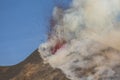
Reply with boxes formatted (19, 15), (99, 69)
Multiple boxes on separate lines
(0, 0), (71, 66)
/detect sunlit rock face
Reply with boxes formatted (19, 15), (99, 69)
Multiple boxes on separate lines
(38, 0), (120, 80)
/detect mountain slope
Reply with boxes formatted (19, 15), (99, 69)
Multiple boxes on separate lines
(1, 50), (120, 80)
(0, 50), (69, 80)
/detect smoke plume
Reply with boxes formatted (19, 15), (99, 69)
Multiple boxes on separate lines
(38, 0), (120, 80)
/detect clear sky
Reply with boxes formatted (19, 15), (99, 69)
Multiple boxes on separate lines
(0, 0), (71, 66)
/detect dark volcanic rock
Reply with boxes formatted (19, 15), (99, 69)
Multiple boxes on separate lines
(0, 50), (69, 80)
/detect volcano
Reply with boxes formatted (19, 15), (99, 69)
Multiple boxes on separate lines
(1, 0), (120, 80)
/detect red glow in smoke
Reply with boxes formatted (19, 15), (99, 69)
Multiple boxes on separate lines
(51, 40), (66, 54)
(48, 6), (67, 54)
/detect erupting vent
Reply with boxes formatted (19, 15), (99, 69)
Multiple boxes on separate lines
(51, 40), (66, 54)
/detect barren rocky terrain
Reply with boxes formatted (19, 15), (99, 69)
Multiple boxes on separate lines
(0, 50), (69, 80)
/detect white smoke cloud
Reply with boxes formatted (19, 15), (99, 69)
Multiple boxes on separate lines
(38, 0), (120, 80)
